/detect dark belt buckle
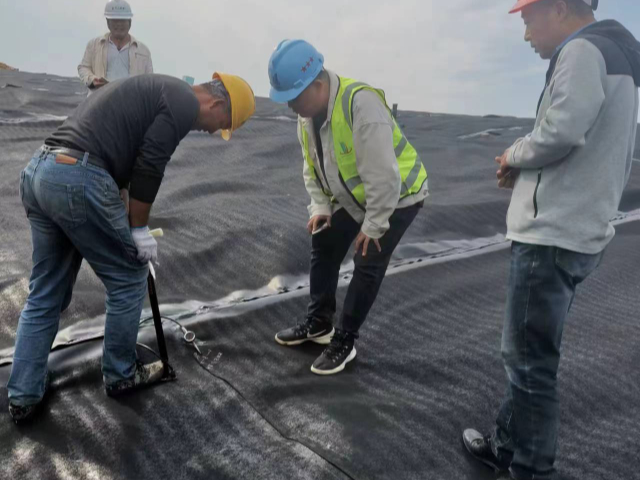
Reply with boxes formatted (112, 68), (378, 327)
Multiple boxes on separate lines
(55, 154), (78, 165)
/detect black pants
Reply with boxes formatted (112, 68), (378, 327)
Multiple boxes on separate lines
(307, 202), (421, 337)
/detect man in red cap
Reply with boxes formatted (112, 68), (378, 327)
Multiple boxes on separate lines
(462, 1), (640, 479)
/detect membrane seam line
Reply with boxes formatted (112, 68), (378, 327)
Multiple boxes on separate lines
(193, 355), (358, 480)
(166, 209), (640, 317)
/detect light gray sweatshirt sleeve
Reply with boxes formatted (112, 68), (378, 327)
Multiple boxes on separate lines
(352, 90), (401, 239)
(299, 120), (333, 218)
(507, 39), (606, 169)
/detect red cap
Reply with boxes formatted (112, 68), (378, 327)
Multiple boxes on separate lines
(510, 0), (596, 14)
(509, 0), (544, 14)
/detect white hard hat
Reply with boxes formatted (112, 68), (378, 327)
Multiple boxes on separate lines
(104, 0), (133, 19)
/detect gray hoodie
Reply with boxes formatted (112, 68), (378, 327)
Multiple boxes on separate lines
(506, 20), (640, 254)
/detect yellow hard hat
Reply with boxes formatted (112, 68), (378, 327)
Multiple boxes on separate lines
(213, 72), (256, 141)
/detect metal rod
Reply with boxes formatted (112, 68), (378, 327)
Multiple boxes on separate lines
(147, 271), (170, 377)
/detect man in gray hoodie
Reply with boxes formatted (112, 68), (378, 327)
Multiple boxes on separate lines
(462, 1), (640, 479)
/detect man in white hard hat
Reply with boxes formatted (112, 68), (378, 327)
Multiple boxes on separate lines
(78, 0), (153, 91)
(462, 1), (640, 479)
(7, 73), (255, 424)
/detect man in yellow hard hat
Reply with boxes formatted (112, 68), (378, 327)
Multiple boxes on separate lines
(463, 1), (640, 479)
(268, 40), (428, 376)
(7, 73), (255, 424)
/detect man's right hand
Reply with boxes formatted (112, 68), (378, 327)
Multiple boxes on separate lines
(307, 215), (331, 235)
(131, 226), (158, 264)
(495, 150), (519, 189)
(91, 77), (108, 89)
(497, 168), (519, 189)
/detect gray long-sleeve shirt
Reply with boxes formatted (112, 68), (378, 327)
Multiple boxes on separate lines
(47, 74), (199, 203)
(506, 21), (639, 254)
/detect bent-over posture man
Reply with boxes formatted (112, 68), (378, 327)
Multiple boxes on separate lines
(268, 40), (428, 375)
(8, 72), (255, 423)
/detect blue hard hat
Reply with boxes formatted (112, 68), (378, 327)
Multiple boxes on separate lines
(268, 39), (325, 104)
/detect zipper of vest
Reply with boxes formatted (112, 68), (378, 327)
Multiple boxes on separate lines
(313, 115), (333, 197)
(314, 149), (330, 195)
(338, 173), (366, 212)
(320, 76), (364, 212)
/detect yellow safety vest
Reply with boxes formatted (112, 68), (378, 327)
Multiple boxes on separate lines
(301, 76), (427, 206)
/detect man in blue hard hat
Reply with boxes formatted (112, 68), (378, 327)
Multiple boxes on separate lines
(268, 39), (428, 375)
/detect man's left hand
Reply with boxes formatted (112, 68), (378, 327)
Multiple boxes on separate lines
(495, 149), (519, 189)
(495, 149), (510, 172)
(355, 232), (382, 257)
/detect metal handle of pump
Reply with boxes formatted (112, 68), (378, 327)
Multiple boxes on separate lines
(147, 228), (176, 381)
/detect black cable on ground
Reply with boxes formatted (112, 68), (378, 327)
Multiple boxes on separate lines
(139, 315), (184, 331)
(192, 354), (358, 480)
(135, 342), (164, 359)
(136, 316), (356, 479)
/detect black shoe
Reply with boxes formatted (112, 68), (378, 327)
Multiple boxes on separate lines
(310, 330), (357, 375)
(9, 371), (51, 425)
(275, 318), (334, 346)
(105, 360), (166, 397)
(462, 429), (510, 472)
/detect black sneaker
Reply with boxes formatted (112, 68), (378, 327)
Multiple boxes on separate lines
(275, 318), (334, 346)
(9, 371), (52, 425)
(462, 429), (510, 472)
(310, 330), (357, 375)
(105, 360), (166, 397)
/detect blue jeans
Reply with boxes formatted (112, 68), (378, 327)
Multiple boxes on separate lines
(7, 148), (149, 406)
(491, 241), (604, 479)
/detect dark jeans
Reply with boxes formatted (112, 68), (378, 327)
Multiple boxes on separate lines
(491, 242), (604, 480)
(307, 203), (421, 336)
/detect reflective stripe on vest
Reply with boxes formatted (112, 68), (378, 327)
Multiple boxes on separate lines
(301, 125), (333, 199)
(302, 76), (427, 206)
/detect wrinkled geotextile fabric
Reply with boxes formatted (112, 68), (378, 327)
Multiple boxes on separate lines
(3, 72), (639, 352)
(0, 329), (352, 480)
(185, 223), (640, 480)
(0, 71), (639, 480)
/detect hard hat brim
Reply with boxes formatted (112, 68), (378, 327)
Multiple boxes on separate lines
(212, 72), (255, 142)
(269, 79), (312, 104)
(508, 0), (539, 14)
(105, 14), (133, 19)
(510, 0), (594, 12)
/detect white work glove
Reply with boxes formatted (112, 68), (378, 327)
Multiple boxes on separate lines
(131, 226), (158, 264)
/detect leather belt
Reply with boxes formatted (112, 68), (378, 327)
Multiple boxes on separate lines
(41, 145), (109, 172)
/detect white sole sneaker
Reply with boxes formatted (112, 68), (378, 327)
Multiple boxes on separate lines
(310, 347), (357, 375)
(274, 328), (335, 346)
